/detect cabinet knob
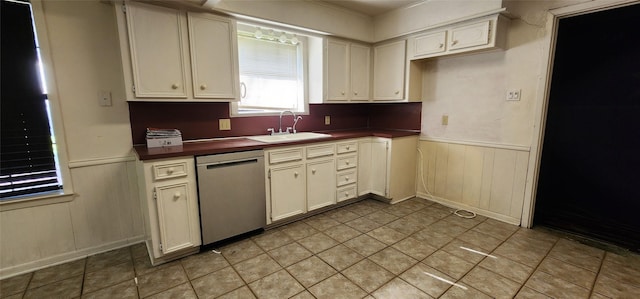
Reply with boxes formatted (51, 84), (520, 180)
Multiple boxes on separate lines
(394, 90), (400, 95)
(345, 176), (350, 181)
(167, 167), (174, 174)
(345, 192), (349, 197)
(312, 169), (316, 174)
(294, 172), (299, 177)
(451, 40), (458, 46)
(354, 91), (358, 95)
(346, 146), (350, 150)
(346, 161), (350, 165)
(173, 192), (181, 199)
(171, 83), (179, 90)
(200, 84), (207, 90)
(439, 43), (444, 48)
(341, 91), (345, 95)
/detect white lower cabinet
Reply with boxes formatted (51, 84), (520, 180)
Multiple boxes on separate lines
(269, 163), (306, 221)
(266, 142), (346, 224)
(137, 157), (201, 265)
(358, 136), (418, 203)
(307, 158), (336, 211)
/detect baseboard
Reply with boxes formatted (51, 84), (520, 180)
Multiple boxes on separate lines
(416, 192), (521, 226)
(0, 235), (145, 280)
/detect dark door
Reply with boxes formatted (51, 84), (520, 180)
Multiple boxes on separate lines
(534, 4), (640, 252)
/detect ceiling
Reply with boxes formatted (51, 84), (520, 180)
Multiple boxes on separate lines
(320, 0), (423, 16)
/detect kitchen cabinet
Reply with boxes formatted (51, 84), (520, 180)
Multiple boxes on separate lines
(117, 1), (239, 101)
(187, 12), (239, 99)
(408, 14), (509, 60)
(324, 39), (371, 102)
(358, 136), (418, 203)
(124, 2), (189, 98)
(136, 157), (201, 265)
(265, 140), (359, 224)
(373, 40), (406, 101)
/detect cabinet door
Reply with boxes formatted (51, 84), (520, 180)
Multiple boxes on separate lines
(370, 139), (390, 197)
(155, 182), (199, 254)
(412, 31), (447, 58)
(449, 20), (491, 51)
(350, 43), (370, 101)
(373, 40), (406, 101)
(326, 39), (349, 101)
(187, 13), (239, 99)
(270, 164), (306, 221)
(126, 2), (188, 98)
(307, 159), (336, 211)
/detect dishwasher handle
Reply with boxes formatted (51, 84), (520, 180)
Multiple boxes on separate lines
(203, 158), (260, 170)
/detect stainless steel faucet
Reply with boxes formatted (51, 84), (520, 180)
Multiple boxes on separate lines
(278, 110), (296, 134)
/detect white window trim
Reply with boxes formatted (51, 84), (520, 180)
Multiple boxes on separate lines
(16, 0), (75, 200)
(231, 23), (310, 117)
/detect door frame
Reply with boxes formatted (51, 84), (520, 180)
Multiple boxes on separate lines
(521, 0), (639, 228)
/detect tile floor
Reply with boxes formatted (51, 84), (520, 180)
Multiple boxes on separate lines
(2, 197), (640, 298)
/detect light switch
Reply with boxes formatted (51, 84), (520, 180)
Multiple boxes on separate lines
(219, 119), (231, 131)
(325, 116), (331, 125)
(441, 114), (449, 125)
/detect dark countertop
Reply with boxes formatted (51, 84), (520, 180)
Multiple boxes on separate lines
(134, 129), (419, 160)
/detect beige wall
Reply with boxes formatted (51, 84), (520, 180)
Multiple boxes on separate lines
(0, 0), (142, 278)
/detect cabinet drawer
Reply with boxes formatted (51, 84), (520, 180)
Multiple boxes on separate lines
(336, 170), (357, 187)
(336, 155), (357, 170)
(153, 161), (188, 181)
(307, 144), (335, 159)
(337, 142), (357, 154)
(269, 148), (303, 164)
(337, 185), (357, 202)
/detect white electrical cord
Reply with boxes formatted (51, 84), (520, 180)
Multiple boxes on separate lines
(417, 147), (476, 219)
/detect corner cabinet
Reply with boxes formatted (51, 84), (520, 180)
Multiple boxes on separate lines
(358, 136), (418, 203)
(116, 1), (240, 101)
(324, 39), (371, 102)
(136, 157), (201, 265)
(373, 40), (406, 101)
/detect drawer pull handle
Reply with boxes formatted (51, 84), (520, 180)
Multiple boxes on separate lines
(345, 192), (349, 196)
(294, 172), (299, 178)
(200, 84), (207, 90)
(345, 161), (350, 165)
(439, 43), (444, 48)
(167, 168), (174, 174)
(346, 146), (350, 150)
(173, 192), (181, 199)
(171, 83), (179, 90)
(312, 169), (316, 174)
(345, 176), (350, 181)
(451, 40), (458, 46)
(341, 91), (345, 95)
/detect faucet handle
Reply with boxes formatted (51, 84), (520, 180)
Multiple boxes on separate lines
(267, 128), (275, 135)
(285, 127), (292, 134)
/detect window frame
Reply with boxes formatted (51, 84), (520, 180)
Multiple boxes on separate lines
(0, 0), (74, 208)
(230, 22), (310, 117)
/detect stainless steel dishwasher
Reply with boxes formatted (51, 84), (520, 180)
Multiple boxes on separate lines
(196, 150), (266, 245)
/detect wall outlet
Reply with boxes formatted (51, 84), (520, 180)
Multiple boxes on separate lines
(507, 89), (521, 101)
(441, 114), (449, 125)
(98, 91), (112, 107)
(219, 119), (231, 131)
(324, 115), (331, 125)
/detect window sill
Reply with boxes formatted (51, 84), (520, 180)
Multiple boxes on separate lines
(0, 191), (76, 212)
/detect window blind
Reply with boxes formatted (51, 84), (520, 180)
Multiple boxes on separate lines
(1, 0), (61, 199)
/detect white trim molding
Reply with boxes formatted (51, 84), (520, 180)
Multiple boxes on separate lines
(420, 136), (530, 152)
(68, 155), (136, 169)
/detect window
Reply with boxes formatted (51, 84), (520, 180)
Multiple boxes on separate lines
(232, 23), (308, 116)
(1, 0), (62, 200)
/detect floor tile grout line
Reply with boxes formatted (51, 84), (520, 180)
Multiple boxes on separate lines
(588, 251), (608, 299)
(511, 233), (561, 297)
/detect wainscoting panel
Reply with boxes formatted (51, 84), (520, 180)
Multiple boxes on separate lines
(418, 139), (530, 224)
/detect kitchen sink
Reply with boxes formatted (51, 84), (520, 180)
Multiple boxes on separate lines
(246, 132), (332, 143)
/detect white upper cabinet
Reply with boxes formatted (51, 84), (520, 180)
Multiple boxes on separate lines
(187, 12), (239, 99)
(326, 39), (349, 101)
(373, 40), (406, 101)
(125, 2), (189, 98)
(408, 14), (509, 60)
(118, 2), (239, 101)
(324, 38), (371, 102)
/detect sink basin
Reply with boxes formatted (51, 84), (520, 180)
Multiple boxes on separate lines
(246, 132), (332, 143)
